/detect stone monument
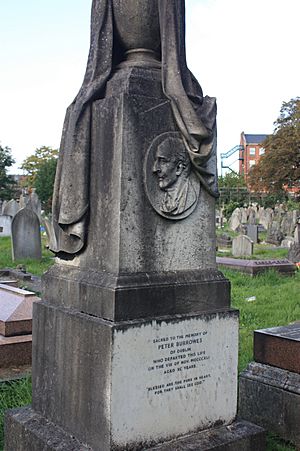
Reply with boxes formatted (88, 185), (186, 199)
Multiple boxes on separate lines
(5, 1), (265, 450)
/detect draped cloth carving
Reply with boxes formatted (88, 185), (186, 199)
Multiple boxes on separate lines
(51, 0), (218, 254)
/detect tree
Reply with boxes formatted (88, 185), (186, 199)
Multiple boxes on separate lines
(0, 144), (16, 200)
(34, 158), (58, 213)
(249, 97), (300, 194)
(21, 146), (58, 213)
(218, 172), (246, 189)
(21, 146), (59, 187)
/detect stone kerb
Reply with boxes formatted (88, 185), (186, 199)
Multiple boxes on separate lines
(11, 208), (42, 261)
(232, 235), (253, 257)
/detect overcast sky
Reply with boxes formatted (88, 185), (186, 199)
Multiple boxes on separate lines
(0, 0), (299, 174)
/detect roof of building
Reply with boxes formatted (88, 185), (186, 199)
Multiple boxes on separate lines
(244, 134), (269, 144)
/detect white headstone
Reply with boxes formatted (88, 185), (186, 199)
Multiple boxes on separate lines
(0, 215), (12, 237)
(232, 234), (253, 257)
(3, 199), (20, 218)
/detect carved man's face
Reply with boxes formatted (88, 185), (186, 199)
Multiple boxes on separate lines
(153, 142), (183, 190)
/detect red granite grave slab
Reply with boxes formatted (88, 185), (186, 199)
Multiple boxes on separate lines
(0, 284), (39, 336)
(254, 323), (300, 374)
(217, 257), (296, 276)
(0, 334), (32, 367)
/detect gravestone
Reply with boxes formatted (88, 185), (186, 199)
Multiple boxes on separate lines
(266, 220), (283, 245)
(11, 208), (42, 260)
(248, 207), (256, 225)
(0, 215), (12, 237)
(216, 257), (296, 276)
(29, 189), (42, 219)
(241, 207), (248, 224)
(1, 200), (7, 215)
(5, 2), (265, 450)
(228, 208), (242, 232)
(3, 199), (20, 218)
(246, 224), (258, 244)
(259, 207), (273, 230)
(232, 235), (253, 257)
(239, 324), (300, 446)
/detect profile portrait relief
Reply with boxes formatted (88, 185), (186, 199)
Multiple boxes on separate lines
(144, 132), (200, 220)
(153, 137), (197, 216)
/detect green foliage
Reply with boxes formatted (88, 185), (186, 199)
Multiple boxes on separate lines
(218, 172), (246, 189)
(20, 146), (58, 213)
(249, 97), (300, 194)
(222, 201), (243, 219)
(0, 378), (32, 450)
(0, 144), (16, 200)
(20, 146), (58, 188)
(34, 158), (57, 213)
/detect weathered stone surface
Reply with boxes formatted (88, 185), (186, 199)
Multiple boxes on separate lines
(3, 199), (20, 218)
(281, 237), (294, 248)
(5, 411), (265, 451)
(11, 207), (42, 261)
(246, 224), (258, 244)
(0, 215), (12, 237)
(0, 284), (38, 337)
(232, 235), (253, 257)
(266, 220), (284, 245)
(239, 362), (300, 446)
(259, 208), (273, 230)
(217, 257), (296, 276)
(254, 324), (300, 374)
(43, 265), (230, 321)
(248, 207), (256, 225)
(29, 302), (239, 450)
(241, 208), (248, 224)
(228, 208), (241, 231)
(288, 243), (300, 263)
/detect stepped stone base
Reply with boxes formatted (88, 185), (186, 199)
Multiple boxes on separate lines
(5, 408), (266, 451)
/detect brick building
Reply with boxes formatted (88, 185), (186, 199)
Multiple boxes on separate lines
(239, 132), (268, 182)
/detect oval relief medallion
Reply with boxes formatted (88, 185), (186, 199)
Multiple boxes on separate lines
(144, 132), (200, 220)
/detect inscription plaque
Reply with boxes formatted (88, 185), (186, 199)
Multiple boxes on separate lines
(111, 311), (238, 447)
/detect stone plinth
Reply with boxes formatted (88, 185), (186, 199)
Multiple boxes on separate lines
(239, 362), (300, 446)
(28, 302), (239, 450)
(0, 284), (38, 337)
(254, 324), (300, 373)
(0, 284), (38, 369)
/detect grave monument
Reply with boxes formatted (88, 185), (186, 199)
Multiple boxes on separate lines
(5, 1), (265, 450)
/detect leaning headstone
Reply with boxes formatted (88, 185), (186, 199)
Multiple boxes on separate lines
(266, 220), (283, 245)
(246, 224), (258, 244)
(228, 207), (242, 231)
(248, 207), (256, 225)
(0, 215), (12, 237)
(239, 324), (300, 446)
(241, 208), (248, 224)
(5, 2), (265, 450)
(232, 235), (253, 257)
(11, 208), (42, 260)
(3, 199), (20, 218)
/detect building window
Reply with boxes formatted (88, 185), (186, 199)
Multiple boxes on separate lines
(249, 147), (256, 156)
(259, 147), (265, 155)
(249, 160), (256, 168)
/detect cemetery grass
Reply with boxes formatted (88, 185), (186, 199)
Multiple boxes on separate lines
(0, 378), (31, 451)
(0, 236), (54, 276)
(0, 242), (299, 450)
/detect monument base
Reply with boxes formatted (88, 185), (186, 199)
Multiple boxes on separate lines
(5, 409), (266, 451)
(5, 303), (240, 450)
(239, 362), (300, 446)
